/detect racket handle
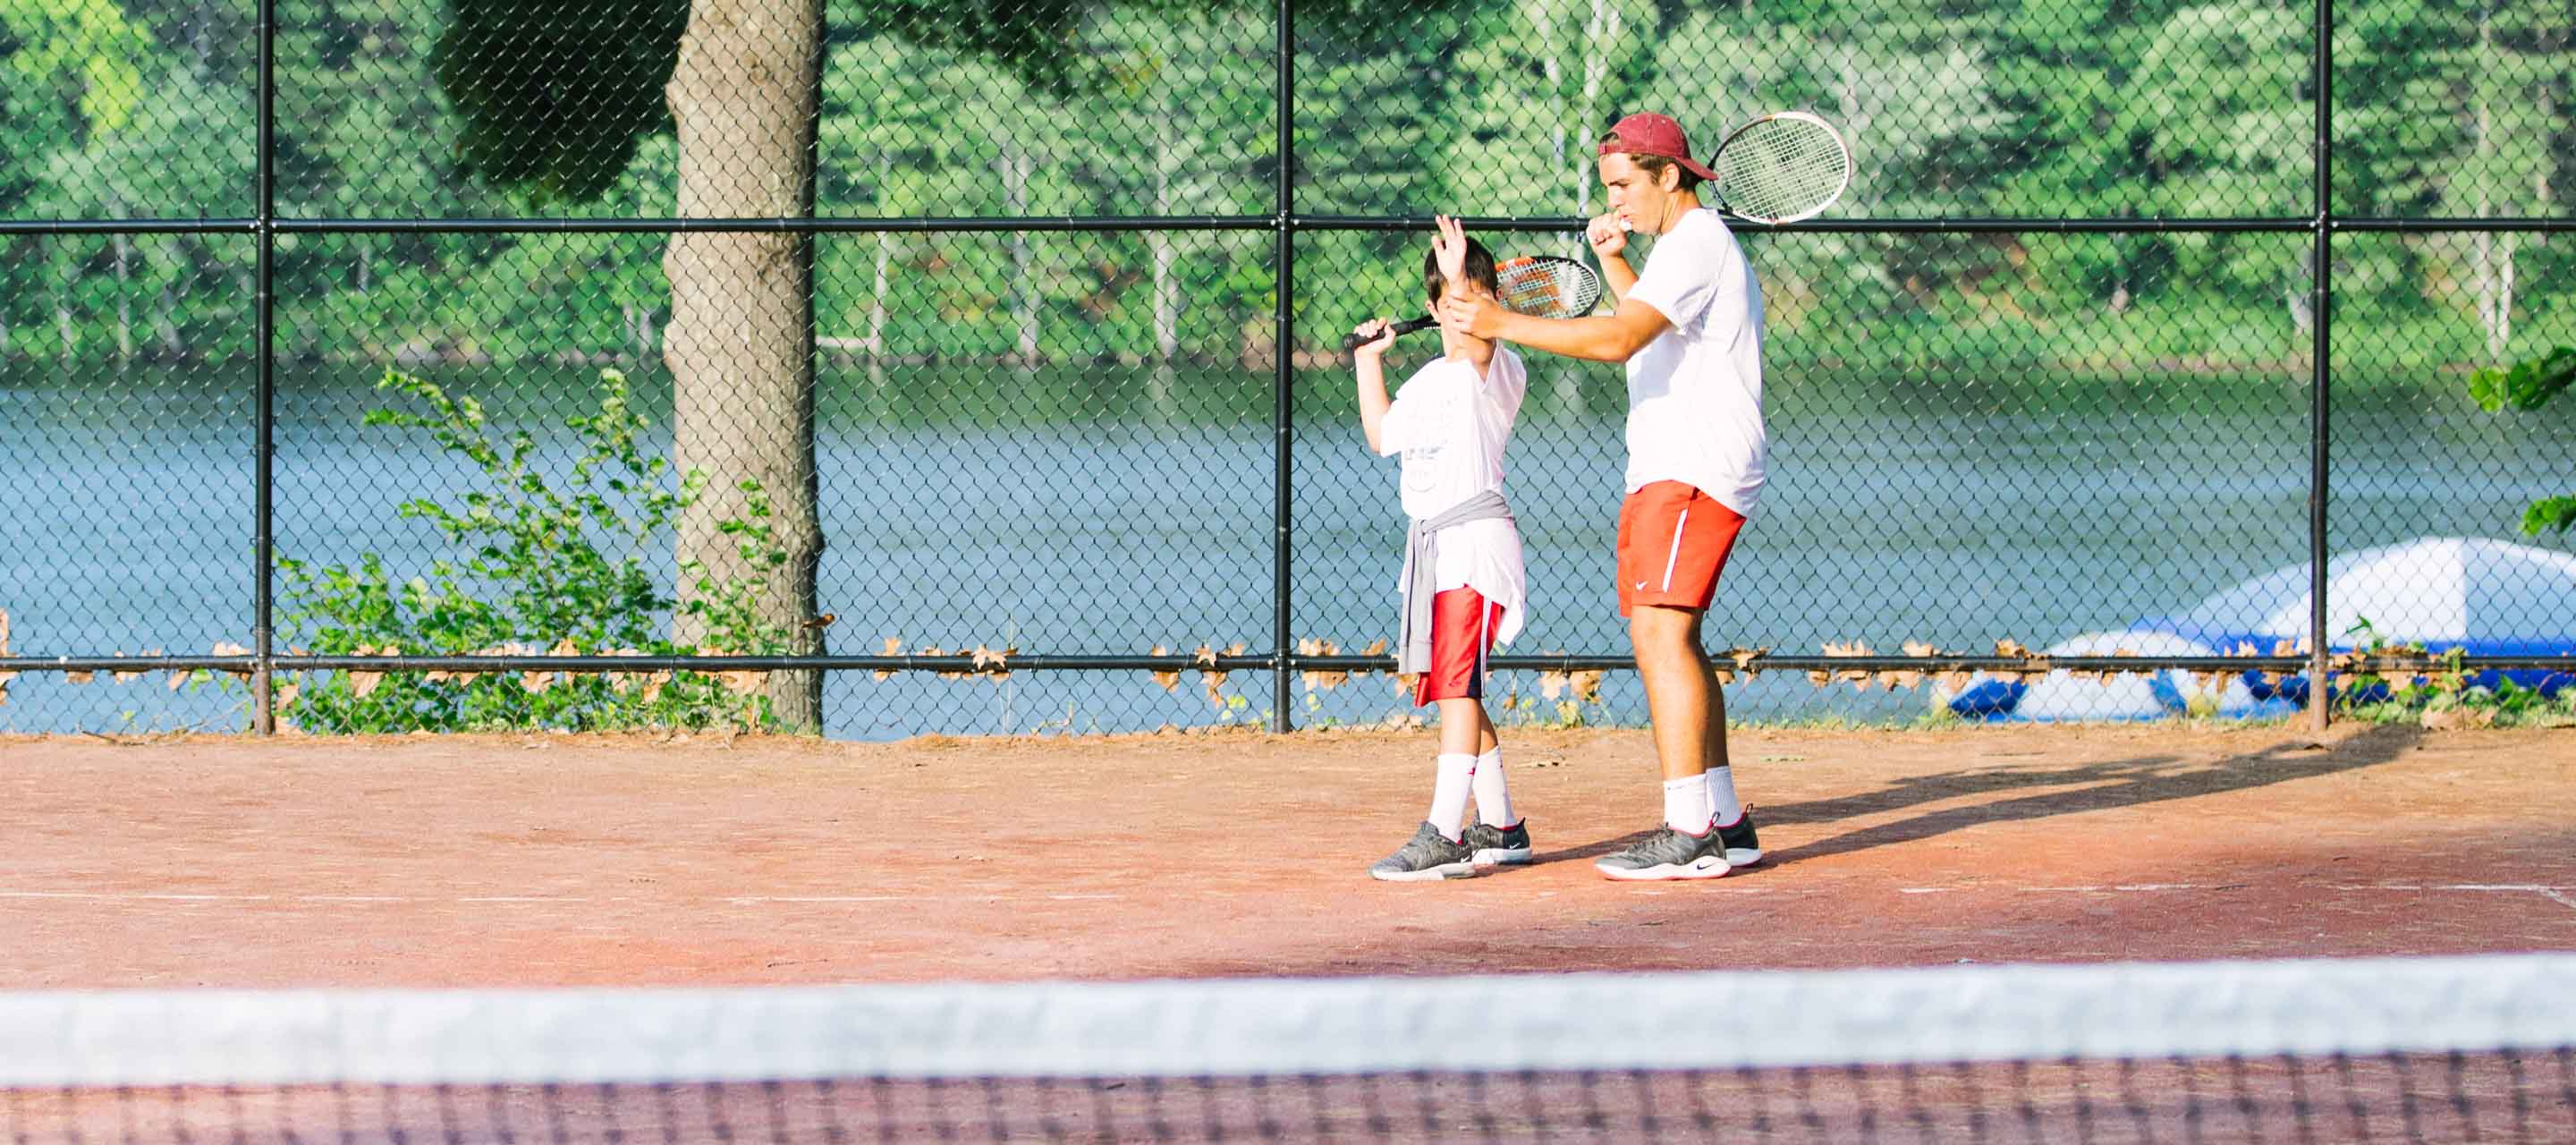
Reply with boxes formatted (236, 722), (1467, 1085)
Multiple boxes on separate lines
(1340, 315), (1438, 352)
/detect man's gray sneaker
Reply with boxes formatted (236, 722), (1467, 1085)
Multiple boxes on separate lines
(1594, 823), (1731, 881)
(1369, 822), (1480, 882)
(1462, 819), (1532, 867)
(1716, 809), (1762, 869)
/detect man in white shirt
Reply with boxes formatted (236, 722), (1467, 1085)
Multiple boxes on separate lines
(1438, 112), (1767, 881)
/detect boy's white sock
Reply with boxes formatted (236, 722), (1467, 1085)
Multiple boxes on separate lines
(1470, 747), (1515, 827)
(1662, 774), (1714, 835)
(1428, 753), (1478, 841)
(1706, 766), (1744, 827)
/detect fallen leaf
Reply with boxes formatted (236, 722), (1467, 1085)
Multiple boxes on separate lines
(112, 653), (150, 684)
(1570, 669), (1604, 705)
(2421, 705), (2496, 730)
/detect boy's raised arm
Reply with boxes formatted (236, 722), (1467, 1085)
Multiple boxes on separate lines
(1351, 319), (1396, 454)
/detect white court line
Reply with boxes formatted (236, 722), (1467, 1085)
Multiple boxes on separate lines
(0, 889), (1126, 905)
(1893, 882), (2576, 903)
(2330, 883), (2576, 912)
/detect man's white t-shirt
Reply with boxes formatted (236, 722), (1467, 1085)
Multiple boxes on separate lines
(1375, 345), (1530, 647)
(1620, 208), (1767, 517)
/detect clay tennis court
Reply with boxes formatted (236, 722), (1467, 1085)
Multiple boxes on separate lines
(5, 722), (2572, 988)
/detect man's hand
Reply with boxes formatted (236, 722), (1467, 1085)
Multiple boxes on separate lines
(1436, 291), (1501, 339)
(1350, 318), (1394, 359)
(1587, 212), (1629, 260)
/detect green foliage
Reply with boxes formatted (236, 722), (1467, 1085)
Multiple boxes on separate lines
(431, 0), (690, 203)
(2469, 345), (2575, 534)
(3, 1), (2572, 376)
(2333, 618), (2576, 727)
(0, 0), (148, 137)
(2469, 346), (2576, 412)
(269, 368), (792, 733)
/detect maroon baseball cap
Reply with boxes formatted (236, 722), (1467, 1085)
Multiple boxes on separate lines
(1597, 112), (1717, 182)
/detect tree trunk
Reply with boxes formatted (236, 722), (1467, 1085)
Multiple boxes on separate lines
(662, 0), (826, 733)
(1003, 134), (1039, 367)
(113, 232), (133, 364)
(1150, 107), (1180, 362)
(868, 233), (891, 386)
(1575, 0), (1617, 225)
(191, 0), (212, 76)
(2470, 10), (2512, 360)
(157, 281), (183, 358)
(1541, 13), (1569, 259)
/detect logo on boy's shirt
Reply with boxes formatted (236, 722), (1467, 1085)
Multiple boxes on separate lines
(1402, 444), (1444, 490)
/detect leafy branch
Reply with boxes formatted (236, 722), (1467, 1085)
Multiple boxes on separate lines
(2468, 346), (2576, 535)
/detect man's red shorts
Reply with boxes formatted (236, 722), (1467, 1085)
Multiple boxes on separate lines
(1414, 587), (1504, 706)
(1615, 480), (1747, 616)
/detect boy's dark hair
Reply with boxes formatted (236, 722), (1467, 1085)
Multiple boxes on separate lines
(1599, 129), (1705, 192)
(1424, 236), (1501, 309)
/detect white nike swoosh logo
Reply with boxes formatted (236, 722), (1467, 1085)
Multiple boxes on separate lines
(1634, 581), (1648, 590)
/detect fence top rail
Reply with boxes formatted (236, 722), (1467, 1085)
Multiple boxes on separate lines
(4, 215), (2568, 237)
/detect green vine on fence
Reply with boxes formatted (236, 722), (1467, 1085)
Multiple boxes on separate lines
(250, 367), (792, 733)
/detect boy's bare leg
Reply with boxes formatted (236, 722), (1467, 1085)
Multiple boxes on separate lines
(1437, 698), (1500, 757)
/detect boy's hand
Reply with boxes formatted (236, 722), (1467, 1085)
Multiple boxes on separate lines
(1350, 318), (1394, 358)
(1432, 214), (1468, 286)
(1587, 211), (1629, 260)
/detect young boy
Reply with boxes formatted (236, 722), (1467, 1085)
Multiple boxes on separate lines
(1350, 215), (1534, 881)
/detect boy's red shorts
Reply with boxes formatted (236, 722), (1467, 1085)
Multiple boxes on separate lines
(1414, 588), (1504, 706)
(1615, 480), (1747, 616)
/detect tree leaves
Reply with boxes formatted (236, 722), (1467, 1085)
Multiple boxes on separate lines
(2468, 345), (2575, 413)
(2469, 345), (2573, 535)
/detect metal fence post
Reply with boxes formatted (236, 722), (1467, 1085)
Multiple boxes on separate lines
(1271, 0), (1297, 733)
(2307, 0), (2335, 735)
(251, 0), (278, 735)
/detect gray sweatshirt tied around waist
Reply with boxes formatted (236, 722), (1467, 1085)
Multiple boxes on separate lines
(1397, 488), (1515, 675)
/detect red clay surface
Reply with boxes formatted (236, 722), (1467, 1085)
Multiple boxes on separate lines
(4, 723), (2572, 988)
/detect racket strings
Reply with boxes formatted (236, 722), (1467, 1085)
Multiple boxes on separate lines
(1716, 118), (1850, 223)
(1494, 258), (1603, 320)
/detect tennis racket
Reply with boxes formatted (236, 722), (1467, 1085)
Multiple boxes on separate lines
(1341, 254), (1606, 352)
(1707, 111), (1852, 225)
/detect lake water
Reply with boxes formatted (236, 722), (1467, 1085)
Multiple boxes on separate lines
(2, 360), (2568, 736)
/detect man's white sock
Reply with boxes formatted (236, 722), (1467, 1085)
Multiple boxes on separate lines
(1471, 748), (1515, 827)
(1428, 753), (1477, 841)
(1662, 774), (1713, 835)
(1706, 766), (1744, 827)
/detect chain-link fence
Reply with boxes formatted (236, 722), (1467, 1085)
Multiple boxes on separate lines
(1, 0), (2570, 737)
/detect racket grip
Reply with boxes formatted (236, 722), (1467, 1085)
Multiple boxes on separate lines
(1340, 315), (1439, 352)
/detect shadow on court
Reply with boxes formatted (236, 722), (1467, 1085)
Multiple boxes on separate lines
(1760, 722), (2421, 866)
(1533, 723), (2424, 870)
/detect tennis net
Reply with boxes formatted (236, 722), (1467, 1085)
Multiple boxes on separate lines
(5, 954), (2572, 1142)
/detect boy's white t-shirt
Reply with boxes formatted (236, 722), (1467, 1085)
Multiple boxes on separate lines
(1375, 345), (1529, 648)
(1619, 207), (1767, 517)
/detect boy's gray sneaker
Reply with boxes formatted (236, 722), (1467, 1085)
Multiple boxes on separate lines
(1462, 819), (1532, 866)
(1716, 809), (1762, 869)
(1594, 824), (1731, 881)
(1368, 822), (1480, 882)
